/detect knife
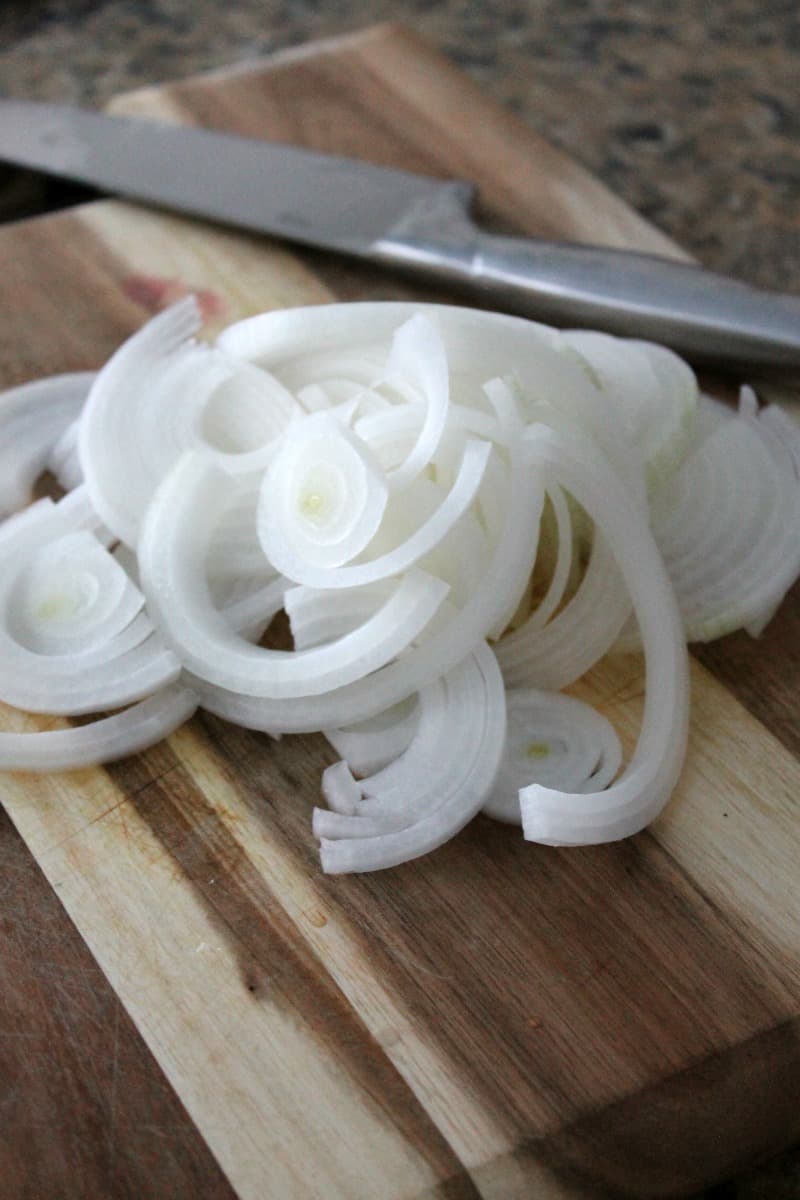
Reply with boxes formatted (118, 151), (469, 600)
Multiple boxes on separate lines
(2, 98), (800, 367)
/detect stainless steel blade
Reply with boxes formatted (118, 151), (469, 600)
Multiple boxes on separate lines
(4, 99), (800, 365)
(0, 99), (472, 254)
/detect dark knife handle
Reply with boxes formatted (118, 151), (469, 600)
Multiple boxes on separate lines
(375, 223), (800, 367)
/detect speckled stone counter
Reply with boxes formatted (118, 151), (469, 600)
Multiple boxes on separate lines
(1, 3), (799, 1198)
(3, 0), (800, 293)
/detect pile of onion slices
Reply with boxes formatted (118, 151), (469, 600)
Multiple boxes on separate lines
(1, 299), (798, 873)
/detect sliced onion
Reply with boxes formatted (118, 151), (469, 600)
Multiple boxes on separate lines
(324, 696), (419, 778)
(189, 435), (544, 733)
(261, 438), (491, 590)
(7, 530), (143, 656)
(139, 452), (449, 699)
(0, 494), (178, 715)
(0, 372), (95, 517)
(257, 411), (389, 577)
(649, 387), (800, 642)
(519, 426), (689, 846)
(2, 298), (798, 871)
(314, 640), (506, 873)
(483, 688), (621, 823)
(560, 330), (697, 487)
(79, 298), (299, 546)
(0, 684), (197, 772)
(497, 515), (630, 690)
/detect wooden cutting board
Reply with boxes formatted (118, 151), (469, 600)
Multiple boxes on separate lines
(1, 24), (799, 1200)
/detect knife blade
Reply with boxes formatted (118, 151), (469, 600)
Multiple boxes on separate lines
(2, 97), (800, 367)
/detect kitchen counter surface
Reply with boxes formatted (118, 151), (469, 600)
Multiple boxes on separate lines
(3, 0), (800, 291)
(1, 4), (799, 1199)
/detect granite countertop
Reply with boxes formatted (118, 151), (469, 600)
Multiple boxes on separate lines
(1, 3), (799, 1198)
(3, 0), (800, 292)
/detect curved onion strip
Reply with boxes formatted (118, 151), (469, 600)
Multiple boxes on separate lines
(497, 525), (630, 690)
(257, 411), (389, 576)
(560, 330), (697, 487)
(6, 532), (144, 656)
(0, 633), (179, 716)
(0, 496), (177, 715)
(261, 438), (491, 590)
(323, 696), (419, 779)
(0, 684), (197, 772)
(79, 298), (209, 544)
(381, 314), (450, 491)
(286, 582), (393, 650)
(0, 372), (95, 517)
(649, 391), (800, 642)
(314, 673), (453, 833)
(523, 484), (573, 632)
(314, 640), (506, 873)
(48, 419), (84, 491)
(483, 688), (622, 823)
(519, 427), (689, 846)
(79, 300), (299, 547)
(139, 452), (449, 698)
(190, 437), (544, 732)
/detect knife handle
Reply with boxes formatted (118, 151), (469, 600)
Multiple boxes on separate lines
(375, 223), (800, 367)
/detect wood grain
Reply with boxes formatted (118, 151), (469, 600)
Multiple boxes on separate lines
(0, 805), (236, 1200)
(1, 23), (799, 1200)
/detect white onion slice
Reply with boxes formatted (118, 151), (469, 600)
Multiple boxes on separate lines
(497, 519), (630, 690)
(0, 372), (95, 517)
(190, 435), (544, 733)
(649, 388), (800, 642)
(79, 299), (299, 546)
(520, 427), (689, 846)
(139, 452), (449, 698)
(381, 314), (450, 491)
(483, 688), (622, 823)
(0, 495), (178, 715)
(257, 411), (389, 577)
(261, 438), (491, 590)
(3, 298), (798, 872)
(0, 684), (197, 772)
(324, 696), (419, 779)
(560, 330), (697, 487)
(315, 640), (506, 873)
(79, 298), (209, 544)
(6, 530), (144, 656)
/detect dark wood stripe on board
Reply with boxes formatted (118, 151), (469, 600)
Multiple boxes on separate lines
(528, 1015), (800, 1199)
(104, 733), (483, 1200)
(0, 806), (236, 1200)
(193, 713), (800, 1193)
